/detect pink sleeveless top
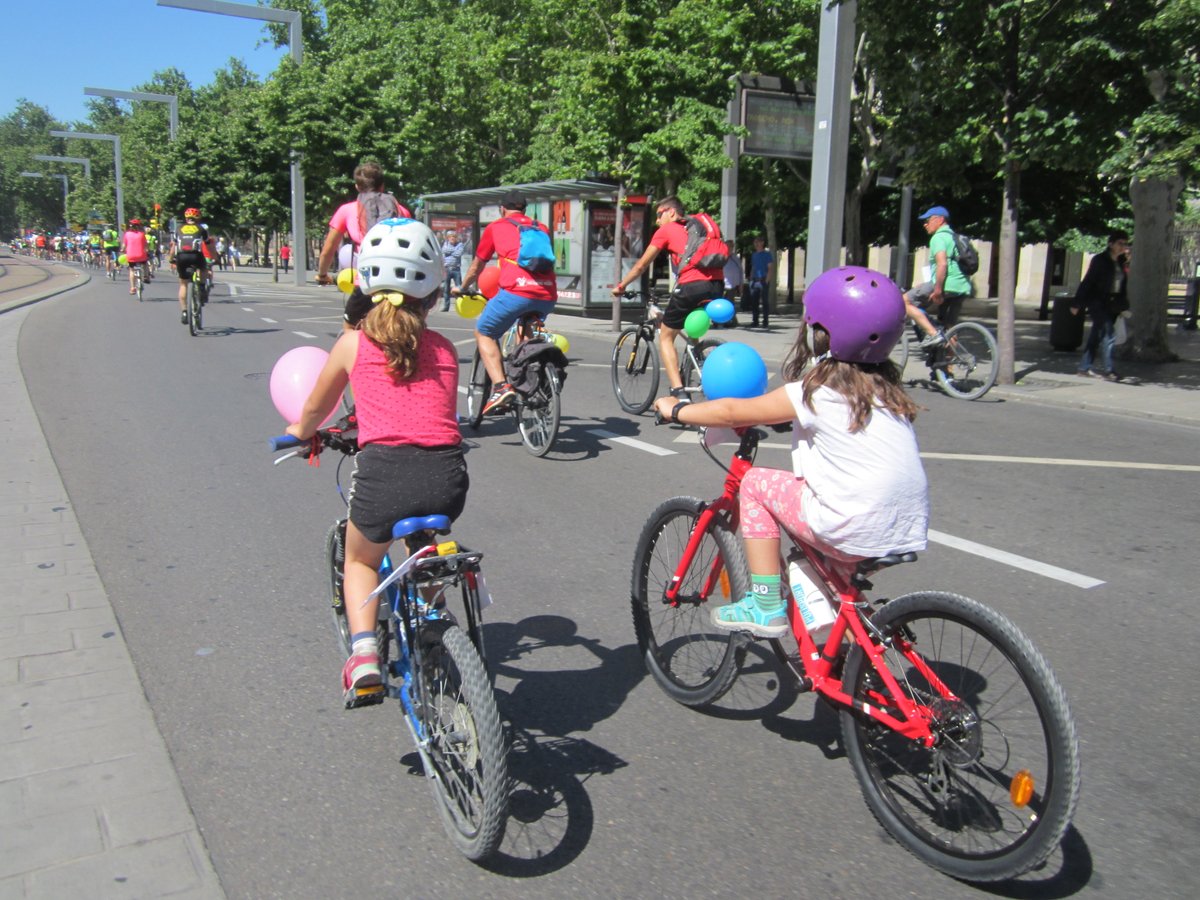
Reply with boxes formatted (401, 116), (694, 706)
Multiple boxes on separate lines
(350, 330), (461, 447)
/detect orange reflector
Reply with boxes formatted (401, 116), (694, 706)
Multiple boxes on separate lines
(1010, 769), (1035, 807)
(719, 569), (731, 599)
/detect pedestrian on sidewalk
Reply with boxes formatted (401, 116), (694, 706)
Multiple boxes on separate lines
(748, 235), (776, 328)
(721, 241), (743, 329)
(1071, 230), (1130, 381)
(280, 243), (291, 274)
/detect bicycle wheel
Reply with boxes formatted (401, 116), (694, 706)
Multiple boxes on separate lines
(611, 326), (660, 414)
(679, 338), (724, 396)
(516, 366), (561, 457)
(135, 271), (144, 302)
(630, 496), (750, 706)
(840, 591), (1080, 882)
(415, 623), (508, 861)
(464, 349), (490, 430)
(326, 519), (352, 659)
(187, 281), (201, 335)
(933, 322), (998, 400)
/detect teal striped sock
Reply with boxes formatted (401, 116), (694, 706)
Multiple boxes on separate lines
(750, 575), (783, 614)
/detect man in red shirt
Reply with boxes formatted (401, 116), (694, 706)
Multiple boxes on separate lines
(612, 196), (725, 401)
(458, 192), (557, 414)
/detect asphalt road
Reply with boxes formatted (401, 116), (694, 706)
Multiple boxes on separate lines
(18, 274), (1200, 898)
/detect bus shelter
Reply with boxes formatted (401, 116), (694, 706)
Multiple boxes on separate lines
(419, 180), (651, 313)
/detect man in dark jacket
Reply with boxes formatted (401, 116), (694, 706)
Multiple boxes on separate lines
(1071, 230), (1130, 381)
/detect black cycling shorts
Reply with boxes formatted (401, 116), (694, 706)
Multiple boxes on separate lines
(175, 251), (207, 281)
(347, 443), (469, 544)
(662, 279), (725, 330)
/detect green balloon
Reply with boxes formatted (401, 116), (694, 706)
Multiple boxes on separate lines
(683, 308), (711, 339)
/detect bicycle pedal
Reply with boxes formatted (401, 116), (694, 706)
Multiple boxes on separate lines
(343, 684), (386, 709)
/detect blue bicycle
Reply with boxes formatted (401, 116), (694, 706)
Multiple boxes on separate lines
(271, 417), (509, 861)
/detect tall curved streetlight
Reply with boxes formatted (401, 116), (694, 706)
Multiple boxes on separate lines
(48, 130), (122, 226)
(84, 87), (178, 141)
(157, 0), (307, 286)
(33, 155), (91, 179)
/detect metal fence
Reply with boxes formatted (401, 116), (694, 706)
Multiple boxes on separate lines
(1173, 229), (1200, 279)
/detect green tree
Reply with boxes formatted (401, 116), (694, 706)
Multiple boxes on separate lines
(1101, 0), (1200, 362)
(0, 102), (68, 234)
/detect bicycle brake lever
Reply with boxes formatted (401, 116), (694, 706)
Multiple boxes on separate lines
(272, 450), (302, 465)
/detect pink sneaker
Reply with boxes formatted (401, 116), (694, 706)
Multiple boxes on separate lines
(342, 653), (384, 708)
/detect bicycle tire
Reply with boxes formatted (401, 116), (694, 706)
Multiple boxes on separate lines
(187, 281), (200, 335)
(516, 366), (561, 457)
(933, 322), (998, 400)
(679, 338), (724, 396)
(326, 520), (352, 659)
(136, 271), (144, 302)
(611, 326), (660, 415)
(415, 623), (508, 861)
(840, 591), (1080, 882)
(630, 496), (750, 707)
(464, 349), (489, 430)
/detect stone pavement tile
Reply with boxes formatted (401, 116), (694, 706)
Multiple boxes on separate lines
(0, 660), (15, 687)
(17, 688), (155, 744)
(21, 753), (181, 819)
(0, 717), (161, 782)
(6, 668), (143, 707)
(19, 644), (138, 684)
(102, 788), (204, 849)
(0, 630), (74, 664)
(24, 834), (221, 899)
(17, 604), (118, 637)
(0, 808), (103, 880)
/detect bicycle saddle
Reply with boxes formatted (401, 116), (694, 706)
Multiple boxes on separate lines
(391, 514), (452, 541)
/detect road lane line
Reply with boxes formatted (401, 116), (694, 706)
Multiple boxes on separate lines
(293, 331), (317, 339)
(927, 529), (1104, 589)
(588, 429), (676, 456)
(242, 307), (254, 312)
(262, 317), (277, 323)
(921, 452), (1200, 473)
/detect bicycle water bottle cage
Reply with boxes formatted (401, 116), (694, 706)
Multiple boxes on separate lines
(391, 514), (452, 541)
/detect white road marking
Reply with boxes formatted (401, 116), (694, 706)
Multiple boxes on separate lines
(927, 529), (1104, 589)
(671, 430), (791, 450)
(293, 331), (317, 339)
(241, 307), (254, 312)
(922, 452), (1200, 473)
(262, 317), (278, 324)
(588, 429), (676, 456)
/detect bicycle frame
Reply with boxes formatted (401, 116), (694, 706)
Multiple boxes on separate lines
(666, 427), (946, 747)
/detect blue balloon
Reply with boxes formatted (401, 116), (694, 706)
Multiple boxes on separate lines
(706, 297), (736, 324)
(701, 342), (769, 400)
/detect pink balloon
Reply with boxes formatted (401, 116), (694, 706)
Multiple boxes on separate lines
(270, 346), (330, 423)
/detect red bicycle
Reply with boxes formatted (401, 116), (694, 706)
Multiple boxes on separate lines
(630, 424), (1080, 882)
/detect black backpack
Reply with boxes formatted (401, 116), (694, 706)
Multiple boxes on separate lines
(951, 231), (980, 276)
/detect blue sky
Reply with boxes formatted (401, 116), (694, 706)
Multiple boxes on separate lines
(1, 2), (288, 125)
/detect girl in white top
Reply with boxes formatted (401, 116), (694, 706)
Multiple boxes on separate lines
(654, 266), (929, 637)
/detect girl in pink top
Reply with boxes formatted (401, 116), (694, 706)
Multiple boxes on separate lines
(121, 220), (151, 295)
(287, 218), (460, 706)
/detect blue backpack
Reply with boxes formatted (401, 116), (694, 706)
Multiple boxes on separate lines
(507, 218), (556, 273)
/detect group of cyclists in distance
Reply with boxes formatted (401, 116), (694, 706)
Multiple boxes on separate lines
(11, 208), (219, 322)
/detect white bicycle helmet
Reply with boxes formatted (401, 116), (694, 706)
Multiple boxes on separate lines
(357, 217), (445, 300)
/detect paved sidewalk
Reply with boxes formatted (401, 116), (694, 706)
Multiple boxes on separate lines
(0, 255), (224, 898)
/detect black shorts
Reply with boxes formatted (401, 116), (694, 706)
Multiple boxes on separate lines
(662, 279), (725, 330)
(176, 251), (207, 281)
(347, 443), (469, 544)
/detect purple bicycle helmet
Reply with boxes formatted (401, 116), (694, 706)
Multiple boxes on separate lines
(803, 266), (906, 364)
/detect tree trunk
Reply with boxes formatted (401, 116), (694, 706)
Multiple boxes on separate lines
(1124, 175), (1183, 362)
(996, 160), (1019, 385)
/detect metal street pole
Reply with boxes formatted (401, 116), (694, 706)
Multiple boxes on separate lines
(804, 0), (856, 285)
(48, 130), (122, 226)
(156, 0), (307, 286)
(84, 88), (178, 141)
(20, 172), (70, 228)
(33, 155), (91, 179)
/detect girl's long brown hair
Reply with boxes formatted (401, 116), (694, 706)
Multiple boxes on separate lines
(361, 298), (424, 378)
(782, 324), (919, 432)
